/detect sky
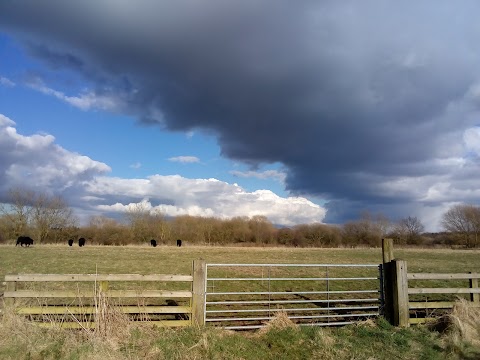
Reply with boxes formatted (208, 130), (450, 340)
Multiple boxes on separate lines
(1, 1), (480, 232)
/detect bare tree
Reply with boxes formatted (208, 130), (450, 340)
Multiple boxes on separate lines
(87, 215), (130, 245)
(394, 216), (425, 245)
(0, 187), (35, 238)
(248, 215), (275, 244)
(125, 202), (154, 244)
(342, 211), (391, 247)
(442, 204), (480, 248)
(31, 192), (77, 243)
(0, 187), (77, 243)
(154, 209), (171, 244)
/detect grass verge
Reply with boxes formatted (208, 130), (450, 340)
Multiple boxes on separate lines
(1, 301), (479, 360)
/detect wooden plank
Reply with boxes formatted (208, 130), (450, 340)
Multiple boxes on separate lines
(103, 290), (192, 298)
(149, 320), (191, 327)
(409, 301), (455, 309)
(4, 290), (95, 298)
(408, 273), (480, 280)
(16, 305), (192, 315)
(4, 289), (192, 298)
(409, 301), (480, 309)
(5, 274), (193, 282)
(36, 319), (191, 328)
(37, 322), (96, 329)
(408, 288), (480, 295)
(409, 317), (436, 325)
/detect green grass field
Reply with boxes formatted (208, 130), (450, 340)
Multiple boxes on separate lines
(1, 244), (479, 298)
(1, 244), (479, 277)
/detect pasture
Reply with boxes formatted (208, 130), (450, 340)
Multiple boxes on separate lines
(1, 244), (479, 282)
(1, 244), (480, 309)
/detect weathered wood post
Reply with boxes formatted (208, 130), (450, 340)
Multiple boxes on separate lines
(392, 259), (409, 327)
(192, 260), (206, 327)
(469, 272), (479, 303)
(382, 238), (394, 323)
(382, 238), (394, 264)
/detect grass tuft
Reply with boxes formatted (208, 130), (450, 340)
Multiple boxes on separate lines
(430, 299), (480, 359)
(258, 310), (299, 335)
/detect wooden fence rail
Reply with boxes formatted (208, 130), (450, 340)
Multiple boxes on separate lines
(381, 239), (480, 327)
(2, 260), (207, 328)
(406, 271), (480, 325)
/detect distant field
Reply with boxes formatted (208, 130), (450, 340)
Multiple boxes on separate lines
(1, 244), (479, 294)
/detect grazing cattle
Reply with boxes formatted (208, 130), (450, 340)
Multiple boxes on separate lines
(150, 239), (157, 247)
(68, 239), (74, 246)
(16, 236), (34, 247)
(78, 238), (86, 247)
(176, 239), (182, 247)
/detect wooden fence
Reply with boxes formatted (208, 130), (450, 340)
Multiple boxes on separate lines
(382, 239), (480, 327)
(2, 260), (206, 328)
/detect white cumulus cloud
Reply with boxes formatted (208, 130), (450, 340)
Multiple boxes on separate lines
(0, 114), (326, 226)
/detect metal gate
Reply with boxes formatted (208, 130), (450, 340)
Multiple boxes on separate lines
(205, 263), (383, 330)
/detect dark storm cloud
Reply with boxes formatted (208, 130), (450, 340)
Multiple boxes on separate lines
(2, 1), (480, 226)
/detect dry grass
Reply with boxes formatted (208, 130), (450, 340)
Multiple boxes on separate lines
(433, 299), (480, 346)
(92, 289), (133, 348)
(257, 309), (299, 335)
(427, 299), (480, 358)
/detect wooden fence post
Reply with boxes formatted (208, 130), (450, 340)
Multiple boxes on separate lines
(392, 259), (409, 327)
(382, 238), (394, 264)
(469, 272), (479, 303)
(192, 260), (206, 327)
(382, 238), (394, 323)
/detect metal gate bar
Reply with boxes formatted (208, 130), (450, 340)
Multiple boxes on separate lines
(205, 263), (382, 330)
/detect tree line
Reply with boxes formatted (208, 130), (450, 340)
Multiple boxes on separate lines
(0, 188), (479, 248)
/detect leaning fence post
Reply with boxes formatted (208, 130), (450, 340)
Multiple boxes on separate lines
(392, 259), (409, 327)
(192, 260), (206, 326)
(469, 272), (479, 303)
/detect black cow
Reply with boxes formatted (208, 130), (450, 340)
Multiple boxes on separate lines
(16, 236), (34, 247)
(78, 238), (86, 247)
(150, 239), (157, 247)
(166, 299), (189, 320)
(68, 239), (74, 246)
(176, 239), (182, 247)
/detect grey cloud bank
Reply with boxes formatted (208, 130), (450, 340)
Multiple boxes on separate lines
(1, 1), (480, 230)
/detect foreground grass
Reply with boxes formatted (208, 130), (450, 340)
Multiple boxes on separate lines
(0, 309), (478, 360)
